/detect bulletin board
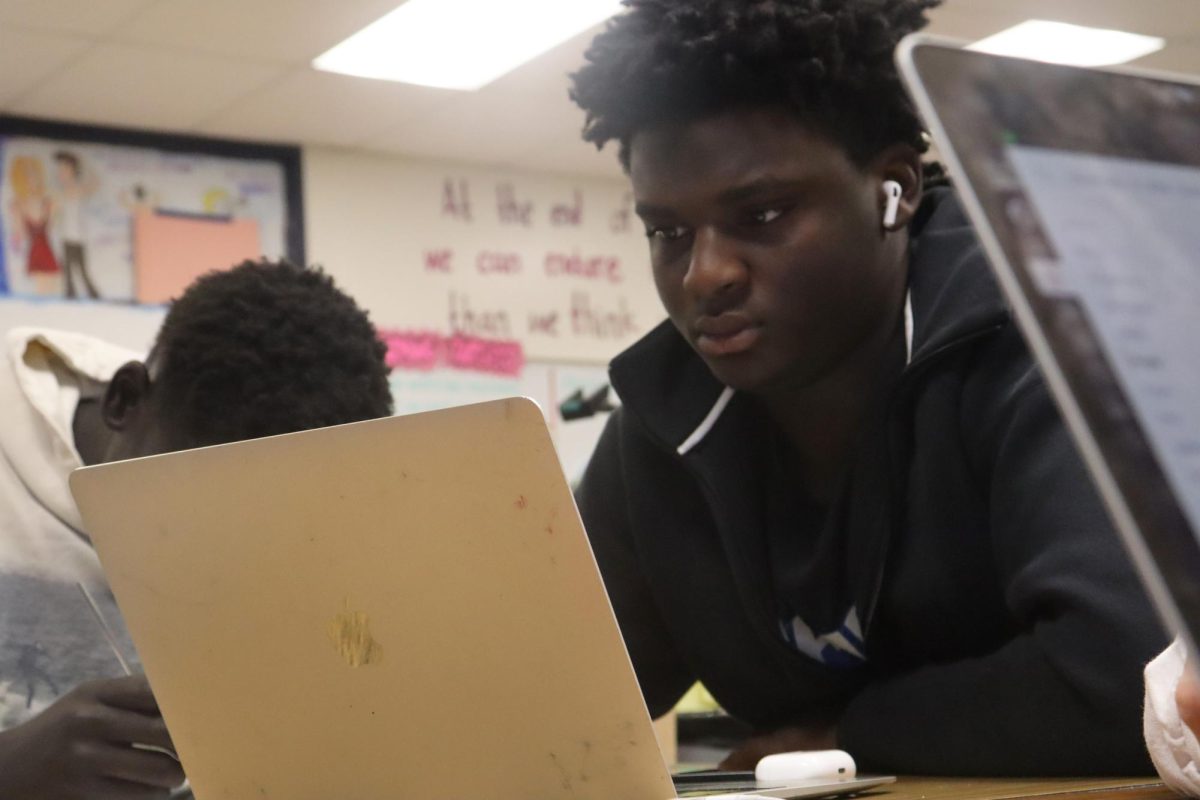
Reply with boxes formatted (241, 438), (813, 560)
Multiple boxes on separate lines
(0, 115), (302, 303)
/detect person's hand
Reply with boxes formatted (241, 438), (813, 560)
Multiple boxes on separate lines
(1177, 659), (1200, 738)
(718, 724), (838, 770)
(0, 674), (184, 799)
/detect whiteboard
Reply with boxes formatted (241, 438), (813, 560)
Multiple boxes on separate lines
(388, 361), (613, 484)
(305, 148), (663, 364)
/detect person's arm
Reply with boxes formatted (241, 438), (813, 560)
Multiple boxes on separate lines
(577, 408), (696, 717)
(1146, 638), (1200, 796)
(0, 674), (184, 799)
(1176, 658), (1200, 740)
(837, 335), (1167, 775)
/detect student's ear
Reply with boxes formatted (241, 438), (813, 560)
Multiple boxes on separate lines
(873, 144), (924, 232)
(101, 361), (152, 432)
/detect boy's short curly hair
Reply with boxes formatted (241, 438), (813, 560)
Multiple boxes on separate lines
(151, 259), (392, 447)
(570, 0), (941, 169)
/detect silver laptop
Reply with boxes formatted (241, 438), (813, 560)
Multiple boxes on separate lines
(70, 398), (891, 800)
(897, 36), (1200, 655)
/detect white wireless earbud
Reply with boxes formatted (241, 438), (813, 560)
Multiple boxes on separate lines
(882, 180), (903, 229)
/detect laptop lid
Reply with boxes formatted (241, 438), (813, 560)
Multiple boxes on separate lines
(71, 398), (678, 800)
(71, 398), (891, 800)
(897, 37), (1200, 653)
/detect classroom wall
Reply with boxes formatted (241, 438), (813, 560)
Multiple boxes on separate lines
(301, 145), (659, 477)
(0, 144), (658, 481)
(0, 141), (664, 366)
(303, 145), (663, 365)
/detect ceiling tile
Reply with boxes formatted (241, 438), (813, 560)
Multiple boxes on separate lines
(197, 67), (456, 147)
(357, 87), (542, 164)
(0, 0), (159, 38)
(113, 0), (405, 64)
(998, 0), (1195, 38)
(925, 6), (1020, 41)
(1133, 42), (1200, 76)
(926, 1), (1200, 75)
(482, 24), (602, 101)
(509, 138), (625, 181)
(8, 42), (286, 131)
(3, 0), (1199, 169)
(0, 28), (91, 107)
(356, 72), (601, 171)
(957, 0), (1200, 39)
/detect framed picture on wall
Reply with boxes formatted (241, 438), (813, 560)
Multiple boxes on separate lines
(0, 115), (303, 303)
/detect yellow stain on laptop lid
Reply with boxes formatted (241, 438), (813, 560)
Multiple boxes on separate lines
(328, 600), (383, 667)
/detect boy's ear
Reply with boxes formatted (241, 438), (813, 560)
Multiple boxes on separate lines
(873, 144), (924, 231)
(101, 361), (152, 432)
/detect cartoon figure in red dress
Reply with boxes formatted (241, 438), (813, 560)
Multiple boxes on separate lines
(6, 156), (61, 297)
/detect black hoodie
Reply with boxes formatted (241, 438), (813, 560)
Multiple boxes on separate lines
(576, 187), (1165, 775)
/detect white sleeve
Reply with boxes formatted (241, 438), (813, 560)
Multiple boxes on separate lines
(1145, 637), (1200, 796)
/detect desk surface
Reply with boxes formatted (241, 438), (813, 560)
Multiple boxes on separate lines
(868, 777), (1172, 800)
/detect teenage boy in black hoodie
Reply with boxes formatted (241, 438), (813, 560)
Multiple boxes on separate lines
(571, 0), (1165, 776)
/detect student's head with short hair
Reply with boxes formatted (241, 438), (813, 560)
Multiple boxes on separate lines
(570, 0), (940, 395)
(92, 259), (392, 462)
(572, 0), (939, 170)
(52, 150), (82, 181)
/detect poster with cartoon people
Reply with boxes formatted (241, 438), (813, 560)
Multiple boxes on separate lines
(0, 134), (291, 302)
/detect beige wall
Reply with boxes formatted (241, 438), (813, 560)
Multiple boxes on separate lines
(303, 145), (663, 365)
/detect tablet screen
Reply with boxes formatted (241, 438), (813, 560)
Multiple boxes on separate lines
(903, 43), (1200, 646)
